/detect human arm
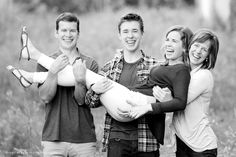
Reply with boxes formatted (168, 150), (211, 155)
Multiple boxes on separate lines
(38, 54), (69, 103)
(73, 58), (99, 105)
(126, 68), (190, 119)
(152, 86), (173, 102)
(150, 69), (190, 114)
(84, 60), (113, 108)
(117, 87), (171, 118)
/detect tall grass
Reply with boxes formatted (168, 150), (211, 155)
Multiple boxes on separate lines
(0, 2), (236, 157)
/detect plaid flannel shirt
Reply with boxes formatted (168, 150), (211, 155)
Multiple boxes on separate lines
(85, 49), (160, 152)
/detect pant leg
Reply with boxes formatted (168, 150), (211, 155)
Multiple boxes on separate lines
(175, 136), (217, 157)
(136, 150), (160, 157)
(175, 136), (189, 157)
(68, 142), (96, 157)
(107, 138), (134, 157)
(190, 149), (217, 157)
(41, 141), (68, 157)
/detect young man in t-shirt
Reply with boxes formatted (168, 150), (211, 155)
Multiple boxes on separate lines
(37, 12), (98, 157)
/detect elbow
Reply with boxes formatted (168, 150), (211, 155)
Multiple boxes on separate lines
(180, 104), (186, 110)
(179, 99), (187, 110)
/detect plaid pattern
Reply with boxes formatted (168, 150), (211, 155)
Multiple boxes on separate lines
(85, 49), (160, 152)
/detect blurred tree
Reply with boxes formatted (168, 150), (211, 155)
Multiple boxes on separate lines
(11, 0), (196, 14)
(183, 0), (194, 5)
(125, 0), (139, 6)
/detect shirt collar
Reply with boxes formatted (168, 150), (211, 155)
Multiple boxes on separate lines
(191, 64), (202, 75)
(114, 49), (145, 63)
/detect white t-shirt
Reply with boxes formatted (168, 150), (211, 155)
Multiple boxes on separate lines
(172, 65), (217, 152)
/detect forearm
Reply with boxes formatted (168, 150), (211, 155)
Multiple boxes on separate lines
(150, 68), (190, 114)
(39, 71), (58, 103)
(151, 98), (187, 114)
(74, 81), (87, 105)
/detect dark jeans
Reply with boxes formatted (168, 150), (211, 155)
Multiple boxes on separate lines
(107, 138), (159, 157)
(176, 136), (217, 157)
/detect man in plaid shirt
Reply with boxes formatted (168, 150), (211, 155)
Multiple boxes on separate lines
(85, 13), (166, 157)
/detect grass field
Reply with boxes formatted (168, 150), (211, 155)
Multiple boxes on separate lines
(0, 3), (236, 157)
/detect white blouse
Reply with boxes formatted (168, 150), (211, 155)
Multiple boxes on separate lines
(172, 65), (217, 152)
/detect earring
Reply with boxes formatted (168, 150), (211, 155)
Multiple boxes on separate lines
(205, 57), (209, 62)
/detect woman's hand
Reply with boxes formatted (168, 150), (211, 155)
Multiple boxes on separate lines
(152, 86), (172, 102)
(125, 100), (153, 119)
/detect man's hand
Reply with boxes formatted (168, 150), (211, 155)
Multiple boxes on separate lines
(152, 86), (172, 102)
(91, 77), (113, 94)
(49, 54), (69, 74)
(117, 106), (131, 118)
(73, 59), (87, 83)
(126, 100), (152, 119)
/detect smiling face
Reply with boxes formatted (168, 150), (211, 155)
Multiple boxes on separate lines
(163, 31), (184, 64)
(55, 21), (79, 51)
(118, 21), (143, 54)
(189, 40), (211, 69)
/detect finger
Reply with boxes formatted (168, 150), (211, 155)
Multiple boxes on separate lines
(117, 107), (129, 113)
(163, 87), (171, 93)
(153, 91), (163, 100)
(82, 60), (87, 68)
(117, 110), (129, 117)
(126, 100), (136, 106)
(128, 111), (135, 118)
(104, 80), (112, 87)
(153, 87), (164, 96)
(152, 91), (158, 99)
(104, 84), (113, 92)
(63, 59), (70, 65)
(61, 54), (68, 59)
(101, 77), (108, 83)
(154, 85), (162, 90)
(130, 112), (139, 119)
(134, 114), (141, 119)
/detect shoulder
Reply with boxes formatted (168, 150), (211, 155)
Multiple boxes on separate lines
(194, 69), (213, 80)
(80, 52), (97, 63)
(103, 49), (123, 67)
(173, 65), (191, 81)
(192, 69), (214, 87)
(175, 64), (190, 74)
(80, 52), (99, 72)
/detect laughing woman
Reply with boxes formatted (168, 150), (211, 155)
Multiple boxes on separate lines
(152, 29), (219, 157)
(173, 29), (219, 157)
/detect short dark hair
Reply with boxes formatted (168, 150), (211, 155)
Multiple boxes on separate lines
(118, 13), (144, 34)
(56, 12), (80, 32)
(189, 29), (219, 69)
(165, 25), (193, 64)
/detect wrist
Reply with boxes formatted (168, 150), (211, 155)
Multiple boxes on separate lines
(91, 84), (101, 95)
(76, 79), (86, 86)
(49, 68), (59, 75)
(48, 70), (58, 77)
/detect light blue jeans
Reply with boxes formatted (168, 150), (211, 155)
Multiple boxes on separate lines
(41, 141), (96, 157)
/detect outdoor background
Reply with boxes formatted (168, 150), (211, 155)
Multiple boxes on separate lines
(0, 0), (236, 156)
